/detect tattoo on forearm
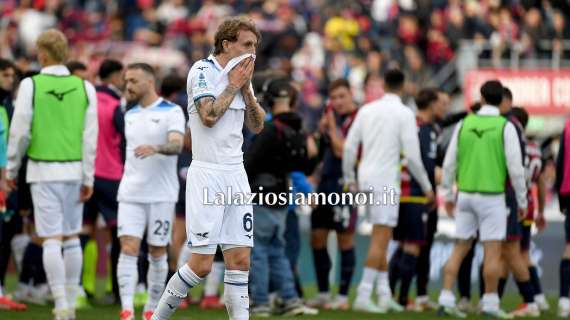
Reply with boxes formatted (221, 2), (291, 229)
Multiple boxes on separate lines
(156, 140), (183, 155)
(195, 85), (239, 127)
(245, 103), (264, 130)
(242, 88), (265, 131)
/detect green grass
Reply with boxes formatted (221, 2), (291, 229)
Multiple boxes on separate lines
(1, 276), (560, 319)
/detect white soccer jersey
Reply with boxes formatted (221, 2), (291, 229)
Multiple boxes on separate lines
(117, 98), (186, 203)
(186, 54), (253, 165)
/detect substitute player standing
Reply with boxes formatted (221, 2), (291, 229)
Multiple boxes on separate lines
(152, 17), (265, 320)
(7, 29), (98, 320)
(437, 80), (527, 319)
(116, 63), (185, 320)
(343, 69), (434, 313)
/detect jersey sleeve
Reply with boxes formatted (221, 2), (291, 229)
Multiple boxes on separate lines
(167, 106), (186, 135)
(188, 62), (215, 102)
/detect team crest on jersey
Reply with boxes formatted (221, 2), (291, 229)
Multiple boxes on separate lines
(198, 73), (207, 88)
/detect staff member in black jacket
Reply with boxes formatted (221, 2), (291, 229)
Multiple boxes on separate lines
(246, 78), (317, 316)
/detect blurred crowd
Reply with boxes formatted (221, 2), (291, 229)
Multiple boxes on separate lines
(1, 0), (570, 130)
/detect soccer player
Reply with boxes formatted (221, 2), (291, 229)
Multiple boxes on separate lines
(343, 69), (434, 313)
(437, 80), (527, 319)
(308, 79), (358, 310)
(495, 88), (539, 317)
(151, 17), (265, 320)
(116, 63), (185, 320)
(413, 89), (450, 311)
(390, 88), (439, 309)
(510, 107), (549, 312)
(7, 29), (98, 320)
(556, 114), (570, 317)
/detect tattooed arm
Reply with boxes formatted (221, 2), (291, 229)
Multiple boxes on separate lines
(242, 85), (265, 134)
(195, 84), (240, 128)
(134, 132), (184, 158)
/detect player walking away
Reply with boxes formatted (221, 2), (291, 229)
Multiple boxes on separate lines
(437, 80), (527, 319)
(307, 79), (358, 311)
(389, 88), (439, 309)
(151, 17), (265, 320)
(488, 88), (539, 317)
(115, 63), (185, 320)
(510, 107), (550, 313)
(7, 29), (98, 320)
(556, 115), (570, 318)
(343, 69), (434, 314)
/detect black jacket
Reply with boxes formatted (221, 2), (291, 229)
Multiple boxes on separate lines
(245, 112), (317, 207)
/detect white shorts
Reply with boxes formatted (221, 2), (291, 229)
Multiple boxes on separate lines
(455, 192), (508, 241)
(117, 202), (175, 247)
(361, 181), (400, 227)
(186, 161), (253, 255)
(31, 181), (83, 238)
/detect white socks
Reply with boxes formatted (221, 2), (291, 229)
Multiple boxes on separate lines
(177, 244), (192, 269)
(356, 267), (378, 303)
(145, 254), (168, 311)
(152, 264), (203, 320)
(481, 293), (500, 312)
(560, 297), (570, 310)
(224, 270), (249, 320)
(204, 261), (224, 297)
(63, 238), (82, 310)
(11, 234), (30, 273)
(117, 253), (139, 311)
(43, 239), (67, 311)
(438, 289), (456, 308)
(376, 271), (392, 301)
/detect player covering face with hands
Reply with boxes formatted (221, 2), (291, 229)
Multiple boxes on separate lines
(151, 17), (265, 320)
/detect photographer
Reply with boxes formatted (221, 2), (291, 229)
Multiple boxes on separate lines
(245, 78), (317, 316)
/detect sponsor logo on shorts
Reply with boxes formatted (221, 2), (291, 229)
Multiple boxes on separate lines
(244, 234), (253, 239)
(195, 232), (209, 239)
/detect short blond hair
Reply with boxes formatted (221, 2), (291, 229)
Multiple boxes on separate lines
(36, 29), (69, 63)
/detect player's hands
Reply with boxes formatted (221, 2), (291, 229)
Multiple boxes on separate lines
(444, 200), (455, 218)
(517, 207), (527, 222)
(229, 57), (254, 90)
(425, 190), (436, 210)
(535, 211), (547, 231)
(135, 145), (158, 158)
(80, 185), (93, 202)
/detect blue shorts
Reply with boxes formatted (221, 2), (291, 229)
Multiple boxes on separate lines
(311, 204), (357, 232)
(520, 224), (532, 251)
(505, 190), (522, 241)
(393, 202), (427, 244)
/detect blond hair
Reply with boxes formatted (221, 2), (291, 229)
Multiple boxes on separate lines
(36, 29), (69, 63)
(214, 17), (261, 55)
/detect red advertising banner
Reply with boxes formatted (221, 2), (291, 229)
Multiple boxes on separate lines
(464, 69), (570, 115)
